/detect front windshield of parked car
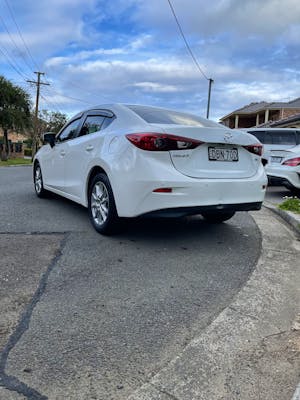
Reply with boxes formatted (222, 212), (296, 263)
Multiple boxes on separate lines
(127, 105), (223, 128)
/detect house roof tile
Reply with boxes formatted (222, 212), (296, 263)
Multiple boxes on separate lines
(221, 97), (300, 120)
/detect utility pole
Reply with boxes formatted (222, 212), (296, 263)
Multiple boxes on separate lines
(206, 78), (214, 119)
(27, 72), (49, 159)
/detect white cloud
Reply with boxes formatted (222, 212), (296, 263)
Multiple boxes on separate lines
(131, 82), (181, 93)
(44, 34), (154, 68)
(41, 48), (300, 121)
(1, 0), (299, 123)
(133, 0), (300, 40)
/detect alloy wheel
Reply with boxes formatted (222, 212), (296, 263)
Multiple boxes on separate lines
(91, 181), (109, 226)
(35, 165), (42, 194)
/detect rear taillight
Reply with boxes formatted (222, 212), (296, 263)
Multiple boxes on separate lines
(282, 157), (300, 167)
(126, 133), (203, 151)
(243, 144), (263, 156)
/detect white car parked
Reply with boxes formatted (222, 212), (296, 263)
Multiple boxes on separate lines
(34, 104), (267, 234)
(265, 147), (300, 193)
(245, 128), (300, 165)
(245, 128), (300, 192)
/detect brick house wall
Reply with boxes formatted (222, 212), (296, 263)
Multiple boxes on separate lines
(0, 129), (29, 158)
(282, 108), (300, 119)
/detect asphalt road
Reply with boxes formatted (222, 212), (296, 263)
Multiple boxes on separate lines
(0, 166), (262, 400)
(265, 185), (292, 204)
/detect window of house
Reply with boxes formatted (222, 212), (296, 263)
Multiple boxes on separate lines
(15, 143), (22, 153)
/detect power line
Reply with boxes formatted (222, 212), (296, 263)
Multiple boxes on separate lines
(166, 0), (214, 118)
(62, 79), (111, 102)
(3, 0), (40, 71)
(46, 87), (93, 105)
(0, 45), (29, 80)
(166, 0), (209, 80)
(27, 71), (50, 158)
(0, 14), (35, 75)
(40, 93), (63, 114)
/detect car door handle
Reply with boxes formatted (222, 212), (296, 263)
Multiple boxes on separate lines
(60, 150), (66, 156)
(86, 145), (94, 152)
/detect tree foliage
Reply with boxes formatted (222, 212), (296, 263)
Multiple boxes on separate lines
(38, 110), (67, 135)
(0, 76), (32, 159)
(0, 76), (31, 131)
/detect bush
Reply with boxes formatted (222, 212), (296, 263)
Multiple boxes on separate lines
(24, 138), (33, 148)
(24, 148), (32, 157)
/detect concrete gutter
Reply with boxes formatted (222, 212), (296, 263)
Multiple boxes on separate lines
(129, 206), (300, 400)
(264, 200), (300, 235)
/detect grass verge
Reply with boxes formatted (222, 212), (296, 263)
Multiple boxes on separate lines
(0, 158), (32, 167)
(278, 197), (300, 214)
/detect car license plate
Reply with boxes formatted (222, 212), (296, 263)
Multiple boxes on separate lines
(270, 156), (283, 163)
(208, 147), (238, 162)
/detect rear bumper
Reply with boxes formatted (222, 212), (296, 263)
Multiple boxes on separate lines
(113, 167), (267, 217)
(266, 165), (300, 189)
(142, 202), (263, 218)
(267, 175), (300, 190)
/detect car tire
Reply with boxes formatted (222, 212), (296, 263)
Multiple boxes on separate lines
(88, 173), (121, 235)
(201, 210), (235, 223)
(34, 162), (48, 198)
(290, 187), (300, 197)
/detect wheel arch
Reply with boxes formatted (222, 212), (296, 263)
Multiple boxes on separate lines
(33, 158), (40, 177)
(85, 165), (108, 206)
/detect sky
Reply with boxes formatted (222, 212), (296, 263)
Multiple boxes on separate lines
(0, 0), (300, 121)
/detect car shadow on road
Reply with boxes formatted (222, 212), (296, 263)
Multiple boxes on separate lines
(114, 214), (242, 243)
(43, 192), (249, 244)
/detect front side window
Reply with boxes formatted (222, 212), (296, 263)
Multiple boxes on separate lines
(79, 115), (105, 136)
(57, 119), (80, 142)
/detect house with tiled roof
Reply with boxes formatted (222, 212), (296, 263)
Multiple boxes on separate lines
(259, 112), (300, 128)
(220, 98), (300, 129)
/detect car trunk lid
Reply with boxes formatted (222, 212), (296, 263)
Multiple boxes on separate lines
(152, 125), (261, 179)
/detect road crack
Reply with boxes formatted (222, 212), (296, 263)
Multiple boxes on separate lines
(149, 383), (180, 400)
(0, 233), (69, 399)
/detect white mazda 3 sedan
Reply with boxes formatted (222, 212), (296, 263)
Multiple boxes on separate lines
(33, 104), (267, 234)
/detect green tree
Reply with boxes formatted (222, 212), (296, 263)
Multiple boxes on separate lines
(0, 76), (31, 160)
(38, 110), (67, 135)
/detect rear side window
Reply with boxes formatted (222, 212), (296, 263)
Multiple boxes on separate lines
(79, 115), (106, 136)
(101, 116), (115, 130)
(249, 131), (265, 143)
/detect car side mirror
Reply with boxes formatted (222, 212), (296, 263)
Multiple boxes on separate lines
(43, 132), (56, 148)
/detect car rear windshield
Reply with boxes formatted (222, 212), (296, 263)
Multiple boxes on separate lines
(126, 105), (221, 128)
